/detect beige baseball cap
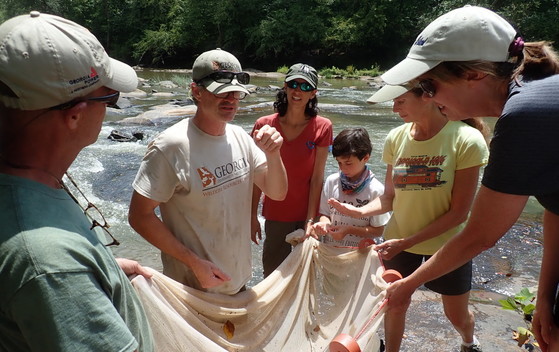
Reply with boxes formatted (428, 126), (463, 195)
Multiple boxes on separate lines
(0, 11), (138, 110)
(192, 48), (249, 95)
(381, 6), (517, 85)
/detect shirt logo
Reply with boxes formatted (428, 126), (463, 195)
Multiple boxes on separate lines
(197, 167), (217, 187)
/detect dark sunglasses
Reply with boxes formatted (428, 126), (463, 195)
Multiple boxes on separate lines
(198, 71), (250, 85)
(286, 80), (314, 92)
(418, 79), (436, 98)
(49, 91), (121, 111)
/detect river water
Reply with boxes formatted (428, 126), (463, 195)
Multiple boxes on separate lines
(70, 69), (544, 299)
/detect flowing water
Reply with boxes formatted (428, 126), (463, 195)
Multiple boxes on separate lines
(70, 69), (544, 300)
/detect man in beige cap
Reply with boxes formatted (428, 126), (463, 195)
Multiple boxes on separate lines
(129, 49), (287, 295)
(0, 11), (153, 351)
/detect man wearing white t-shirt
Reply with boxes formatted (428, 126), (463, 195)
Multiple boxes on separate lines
(129, 49), (287, 295)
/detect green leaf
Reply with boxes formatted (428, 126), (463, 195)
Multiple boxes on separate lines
(523, 303), (536, 315)
(515, 288), (536, 303)
(499, 297), (518, 311)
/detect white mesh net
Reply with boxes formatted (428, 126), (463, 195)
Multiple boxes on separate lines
(131, 237), (388, 352)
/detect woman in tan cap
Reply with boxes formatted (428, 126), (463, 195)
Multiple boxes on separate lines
(251, 63), (333, 277)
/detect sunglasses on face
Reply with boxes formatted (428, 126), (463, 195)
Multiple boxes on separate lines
(286, 80), (314, 92)
(212, 90), (247, 100)
(49, 91), (121, 111)
(198, 71), (250, 85)
(418, 79), (436, 98)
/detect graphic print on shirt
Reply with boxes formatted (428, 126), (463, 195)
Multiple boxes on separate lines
(393, 154), (448, 190)
(197, 157), (250, 196)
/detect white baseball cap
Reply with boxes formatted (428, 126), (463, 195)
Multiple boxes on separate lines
(381, 6), (517, 85)
(0, 11), (138, 110)
(192, 48), (250, 95)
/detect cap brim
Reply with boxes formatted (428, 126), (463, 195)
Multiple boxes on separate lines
(381, 57), (441, 85)
(367, 85), (410, 104)
(105, 58), (138, 93)
(205, 80), (250, 95)
(285, 74), (317, 88)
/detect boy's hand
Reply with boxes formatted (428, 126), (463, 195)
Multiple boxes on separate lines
(309, 221), (330, 239)
(328, 225), (349, 240)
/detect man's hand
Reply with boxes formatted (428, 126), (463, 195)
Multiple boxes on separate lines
(190, 257), (232, 289)
(251, 215), (262, 245)
(116, 258), (153, 279)
(253, 124), (283, 154)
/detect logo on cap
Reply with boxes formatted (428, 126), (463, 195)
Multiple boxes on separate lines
(414, 36), (427, 46)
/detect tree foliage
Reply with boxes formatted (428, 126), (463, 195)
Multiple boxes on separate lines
(1, 0), (558, 71)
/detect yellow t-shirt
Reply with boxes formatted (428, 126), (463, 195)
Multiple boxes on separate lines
(383, 121), (489, 255)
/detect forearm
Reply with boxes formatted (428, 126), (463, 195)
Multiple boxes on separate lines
(537, 210), (559, 308)
(251, 185), (262, 217)
(306, 176), (323, 220)
(402, 209), (468, 249)
(359, 195), (393, 216)
(403, 186), (528, 288)
(349, 225), (384, 238)
(260, 152), (287, 200)
(129, 209), (201, 269)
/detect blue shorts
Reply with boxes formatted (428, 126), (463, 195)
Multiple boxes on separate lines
(383, 250), (472, 296)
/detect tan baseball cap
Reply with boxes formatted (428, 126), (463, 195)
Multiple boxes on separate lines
(191, 48), (249, 95)
(381, 6), (517, 85)
(0, 11), (138, 110)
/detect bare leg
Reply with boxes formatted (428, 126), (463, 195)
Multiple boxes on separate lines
(384, 300), (410, 352)
(441, 292), (475, 344)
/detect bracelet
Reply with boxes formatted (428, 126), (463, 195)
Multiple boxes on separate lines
(306, 219), (314, 224)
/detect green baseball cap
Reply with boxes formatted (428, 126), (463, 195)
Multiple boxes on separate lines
(285, 63), (318, 89)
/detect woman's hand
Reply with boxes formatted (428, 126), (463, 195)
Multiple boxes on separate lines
(373, 239), (407, 260)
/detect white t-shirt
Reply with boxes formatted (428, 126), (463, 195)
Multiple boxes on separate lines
(133, 118), (267, 294)
(319, 172), (391, 247)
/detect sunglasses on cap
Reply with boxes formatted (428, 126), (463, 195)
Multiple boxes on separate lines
(49, 91), (120, 111)
(286, 80), (314, 92)
(418, 79), (436, 98)
(198, 71), (250, 85)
